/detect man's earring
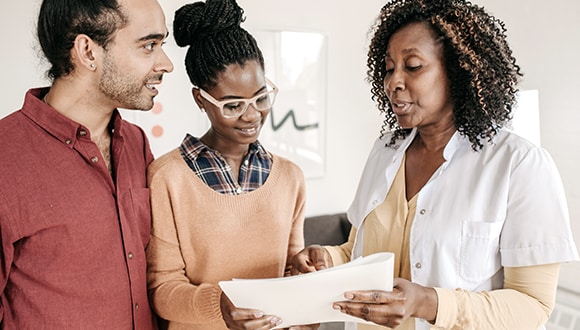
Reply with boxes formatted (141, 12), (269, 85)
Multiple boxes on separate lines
(90, 63), (95, 69)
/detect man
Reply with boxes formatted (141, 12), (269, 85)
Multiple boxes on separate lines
(0, 0), (173, 328)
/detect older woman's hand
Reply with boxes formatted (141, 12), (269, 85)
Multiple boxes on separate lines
(331, 278), (438, 328)
(289, 245), (334, 275)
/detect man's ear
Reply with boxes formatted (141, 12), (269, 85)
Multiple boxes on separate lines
(71, 34), (100, 71)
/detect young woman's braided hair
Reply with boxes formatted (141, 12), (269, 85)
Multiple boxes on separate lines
(368, 0), (522, 150)
(173, 0), (264, 90)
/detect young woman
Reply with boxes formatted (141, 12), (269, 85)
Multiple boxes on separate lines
(146, 0), (309, 329)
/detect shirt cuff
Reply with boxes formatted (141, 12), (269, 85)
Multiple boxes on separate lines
(432, 287), (458, 329)
(324, 245), (349, 267)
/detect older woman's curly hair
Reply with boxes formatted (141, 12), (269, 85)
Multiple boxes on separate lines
(368, 0), (522, 150)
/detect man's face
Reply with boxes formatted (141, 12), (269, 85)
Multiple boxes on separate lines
(98, 0), (173, 111)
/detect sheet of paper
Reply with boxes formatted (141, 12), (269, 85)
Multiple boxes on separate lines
(219, 252), (394, 328)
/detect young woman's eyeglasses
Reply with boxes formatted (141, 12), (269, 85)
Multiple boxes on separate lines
(198, 78), (278, 119)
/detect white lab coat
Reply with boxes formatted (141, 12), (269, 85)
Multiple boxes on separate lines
(345, 128), (578, 330)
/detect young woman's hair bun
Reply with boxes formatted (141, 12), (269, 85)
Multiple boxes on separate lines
(173, 0), (245, 47)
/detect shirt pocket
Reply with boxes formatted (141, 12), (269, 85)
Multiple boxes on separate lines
(459, 220), (503, 283)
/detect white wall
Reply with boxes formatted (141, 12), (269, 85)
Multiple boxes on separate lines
(1, 0), (578, 291)
(472, 0), (580, 293)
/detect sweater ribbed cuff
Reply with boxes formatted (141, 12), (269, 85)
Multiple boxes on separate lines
(195, 284), (223, 321)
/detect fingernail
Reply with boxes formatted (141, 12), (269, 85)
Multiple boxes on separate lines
(345, 293), (354, 299)
(333, 304), (341, 310)
(254, 311), (264, 318)
(271, 317), (282, 325)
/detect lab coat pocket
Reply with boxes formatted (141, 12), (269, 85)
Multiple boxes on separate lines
(459, 220), (503, 283)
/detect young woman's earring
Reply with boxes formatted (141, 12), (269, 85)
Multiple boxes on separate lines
(200, 108), (205, 113)
(90, 63), (96, 69)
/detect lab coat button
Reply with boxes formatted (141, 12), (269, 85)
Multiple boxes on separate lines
(415, 262), (422, 269)
(419, 209), (426, 215)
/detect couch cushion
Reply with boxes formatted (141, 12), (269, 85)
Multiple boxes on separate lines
(303, 213), (351, 246)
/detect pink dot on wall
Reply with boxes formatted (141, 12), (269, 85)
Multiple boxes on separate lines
(152, 101), (163, 115)
(151, 125), (164, 138)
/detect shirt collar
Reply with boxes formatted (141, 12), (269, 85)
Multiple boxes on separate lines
(394, 128), (468, 161)
(443, 130), (468, 161)
(180, 134), (269, 160)
(21, 87), (124, 149)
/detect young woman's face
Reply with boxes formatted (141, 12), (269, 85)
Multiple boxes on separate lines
(383, 21), (455, 131)
(197, 60), (270, 149)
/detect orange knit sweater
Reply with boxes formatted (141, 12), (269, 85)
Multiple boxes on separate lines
(146, 148), (306, 330)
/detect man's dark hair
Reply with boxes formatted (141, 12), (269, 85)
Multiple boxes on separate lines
(37, 0), (128, 80)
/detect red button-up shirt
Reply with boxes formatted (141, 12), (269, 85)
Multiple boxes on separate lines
(0, 88), (156, 329)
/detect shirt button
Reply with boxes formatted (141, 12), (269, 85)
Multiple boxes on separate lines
(79, 130), (87, 136)
(236, 187), (242, 194)
(135, 303), (139, 310)
(128, 252), (134, 259)
(244, 159), (249, 166)
(419, 209), (426, 215)
(91, 156), (99, 163)
(415, 262), (422, 269)
(65, 139), (72, 145)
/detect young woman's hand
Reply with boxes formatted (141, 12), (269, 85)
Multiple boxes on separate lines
(220, 292), (283, 330)
(285, 324), (320, 330)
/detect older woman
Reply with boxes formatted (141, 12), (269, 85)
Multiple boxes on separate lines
(291, 0), (579, 329)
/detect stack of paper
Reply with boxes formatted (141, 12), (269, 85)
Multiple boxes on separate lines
(219, 252), (394, 328)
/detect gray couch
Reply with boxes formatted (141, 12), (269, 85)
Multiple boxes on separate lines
(303, 213), (352, 330)
(304, 213), (351, 247)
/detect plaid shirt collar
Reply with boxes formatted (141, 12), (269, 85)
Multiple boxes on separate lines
(179, 134), (272, 195)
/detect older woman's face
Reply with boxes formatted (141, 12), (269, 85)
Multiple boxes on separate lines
(383, 21), (454, 130)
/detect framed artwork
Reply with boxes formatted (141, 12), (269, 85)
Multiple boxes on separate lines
(251, 29), (327, 178)
(122, 29), (327, 178)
